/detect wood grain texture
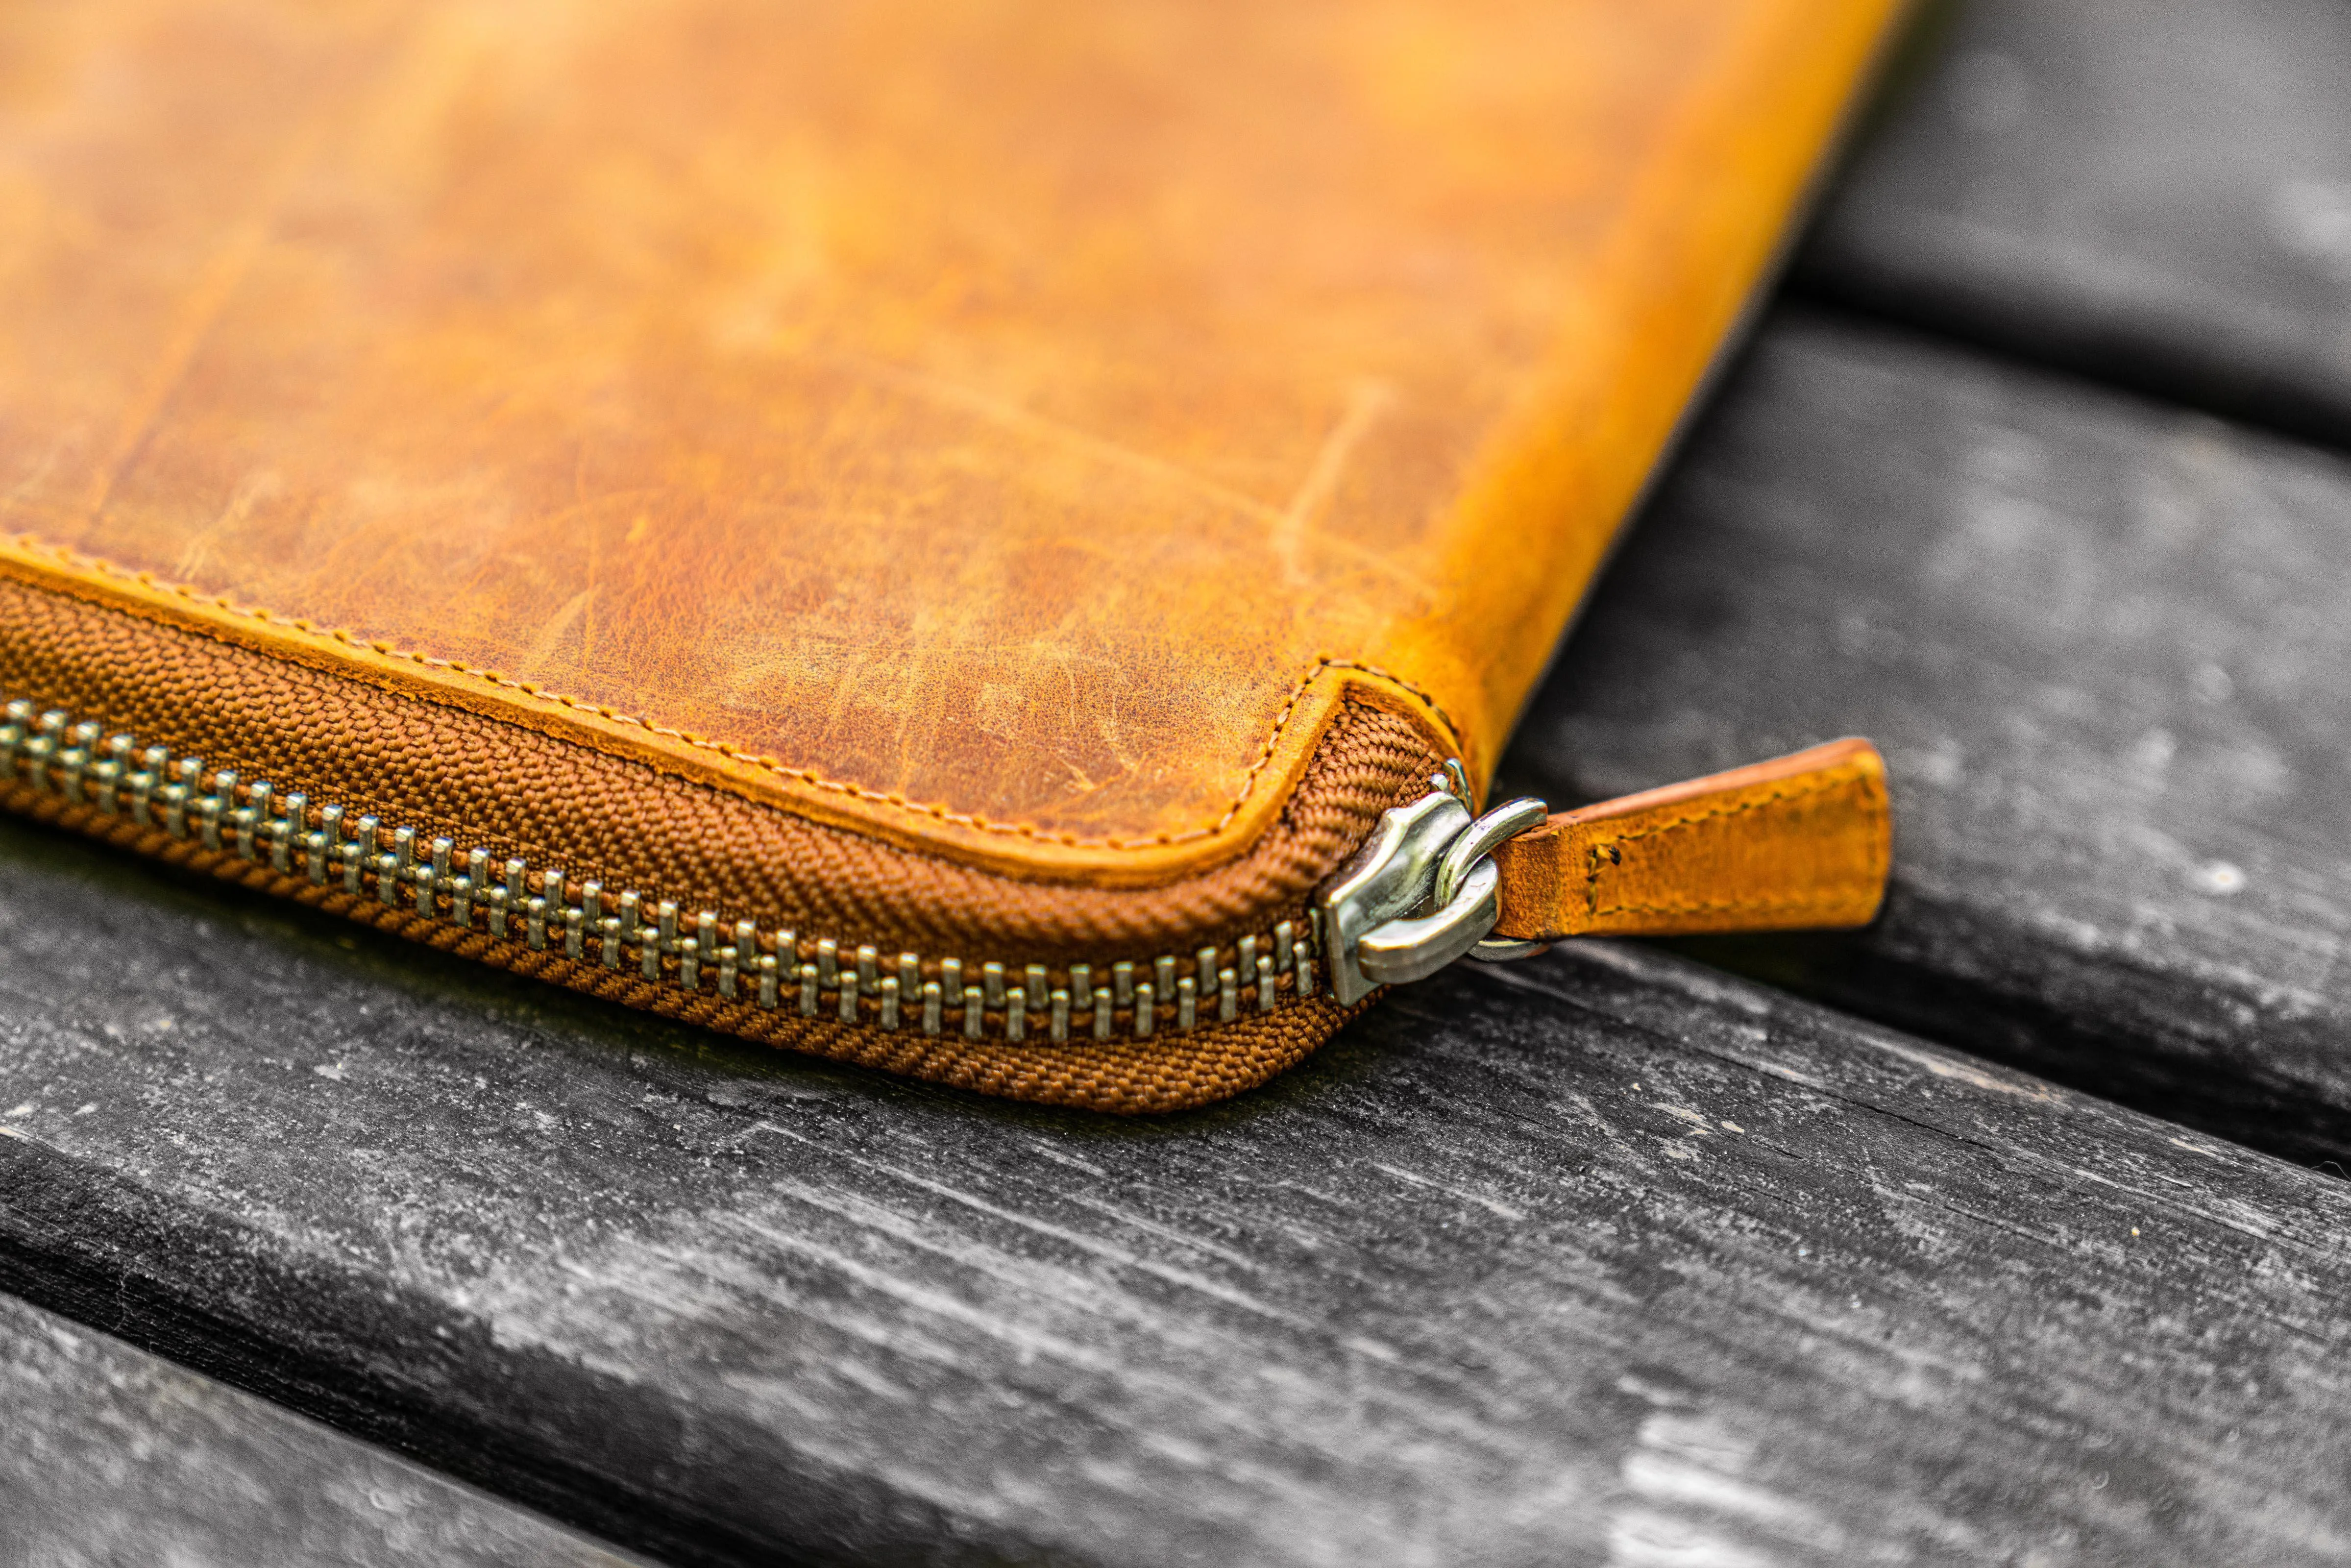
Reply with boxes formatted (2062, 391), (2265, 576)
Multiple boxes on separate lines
(0, 1289), (643, 1568)
(1504, 305), (2351, 1169)
(1797, 0), (2351, 448)
(4, 818), (2351, 1566)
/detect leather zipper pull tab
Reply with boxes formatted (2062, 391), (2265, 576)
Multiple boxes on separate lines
(1487, 737), (1891, 944)
(1318, 738), (1892, 1003)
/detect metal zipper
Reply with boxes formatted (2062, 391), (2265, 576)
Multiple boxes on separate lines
(0, 696), (1324, 1043)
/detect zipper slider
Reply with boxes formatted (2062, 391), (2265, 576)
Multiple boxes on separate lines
(1316, 739), (1893, 1006)
(1314, 768), (1546, 1005)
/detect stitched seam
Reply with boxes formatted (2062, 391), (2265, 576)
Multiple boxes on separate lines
(1587, 770), (1875, 916)
(4, 535), (1463, 851)
(1593, 893), (1872, 918)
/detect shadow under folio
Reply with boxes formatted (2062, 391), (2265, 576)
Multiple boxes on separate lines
(0, 803), (1418, 1150)
(1664, 924), (2351, 1181)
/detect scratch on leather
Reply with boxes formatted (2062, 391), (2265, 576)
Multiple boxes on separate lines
(1274, 382), (1394, 589)
(836, 352), (1285, 529)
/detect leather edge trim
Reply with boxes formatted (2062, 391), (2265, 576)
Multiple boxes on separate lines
(0, 535), (1465, 887)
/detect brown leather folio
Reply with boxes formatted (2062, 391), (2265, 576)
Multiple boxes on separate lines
(0, 0), (1898, 1110)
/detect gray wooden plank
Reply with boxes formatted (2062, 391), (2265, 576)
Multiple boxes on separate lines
(0, 1289), (647, 1568)
(4, 815), (2351, 1566)
(1505, 302), (2351, 1169)
(1798, 0), (2351, 447)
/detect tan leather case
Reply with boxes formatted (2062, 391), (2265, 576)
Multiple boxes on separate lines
(0, 0), (1902, 1109)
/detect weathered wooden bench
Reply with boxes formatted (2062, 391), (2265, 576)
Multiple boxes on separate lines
(0, 1292), (638, 1566)
(7, 0), (2351, 1561)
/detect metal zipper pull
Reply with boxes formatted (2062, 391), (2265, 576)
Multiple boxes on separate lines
(1317, 739), (1894, 1006)
(1316, 770), (1549, 1005)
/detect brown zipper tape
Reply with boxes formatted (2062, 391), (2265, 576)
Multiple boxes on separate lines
(0, 571), (1437, 1110)
(2, 772), (1371, 1113)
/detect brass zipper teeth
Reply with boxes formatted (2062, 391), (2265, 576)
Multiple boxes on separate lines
(0, 695), (1323, 1043)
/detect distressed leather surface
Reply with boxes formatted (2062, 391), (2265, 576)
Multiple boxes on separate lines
(1490, 739), (1892, 942)
(0, 0), (1898, 882)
